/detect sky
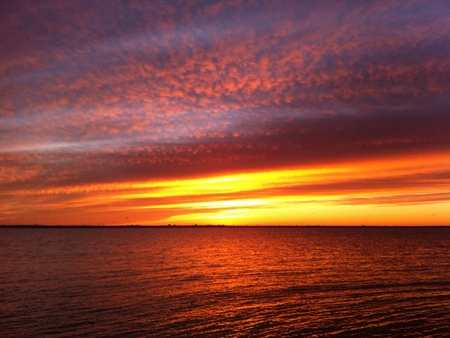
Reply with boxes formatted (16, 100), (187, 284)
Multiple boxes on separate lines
(1, 0), (449, 226)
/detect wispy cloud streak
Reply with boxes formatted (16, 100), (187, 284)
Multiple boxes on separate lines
(1, 0), (449, 225)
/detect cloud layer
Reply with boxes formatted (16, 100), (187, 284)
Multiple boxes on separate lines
(1, 0), (449, 224)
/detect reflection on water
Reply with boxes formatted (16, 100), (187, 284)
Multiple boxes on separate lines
(1, 227), (450, 337)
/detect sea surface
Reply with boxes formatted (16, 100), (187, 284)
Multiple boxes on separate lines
(1, 226), (450, 337)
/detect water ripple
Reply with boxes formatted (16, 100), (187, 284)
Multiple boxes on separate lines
(1, 227), (450, 337)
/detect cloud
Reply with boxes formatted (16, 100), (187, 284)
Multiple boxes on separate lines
(1, 0), (449, 224)
(1, 106), (449, 194)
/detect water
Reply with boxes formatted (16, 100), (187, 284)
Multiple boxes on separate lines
(1, 226), (450, 337)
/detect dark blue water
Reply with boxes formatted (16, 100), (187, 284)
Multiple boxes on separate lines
(1, 226), (450, 337)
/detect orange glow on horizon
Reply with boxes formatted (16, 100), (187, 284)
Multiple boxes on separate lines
(2, 1), (449, 227)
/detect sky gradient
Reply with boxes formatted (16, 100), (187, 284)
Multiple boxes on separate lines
(1, 0), (449, 226)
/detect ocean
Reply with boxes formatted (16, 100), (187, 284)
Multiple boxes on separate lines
(1, 226), (449, 337)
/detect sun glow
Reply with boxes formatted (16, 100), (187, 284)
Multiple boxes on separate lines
(2, 152), (449, 226)
(102, 152), (450, 225)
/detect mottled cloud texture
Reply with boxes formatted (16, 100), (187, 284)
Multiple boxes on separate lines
(1, 0), (449, 225)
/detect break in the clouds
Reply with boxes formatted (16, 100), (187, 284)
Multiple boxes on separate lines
(1, 0), (449, 225)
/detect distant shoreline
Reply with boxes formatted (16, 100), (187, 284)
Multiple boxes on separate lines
(1, 225), (449, 228)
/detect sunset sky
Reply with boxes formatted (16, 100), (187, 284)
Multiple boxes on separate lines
(1, 0), (449, 226)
